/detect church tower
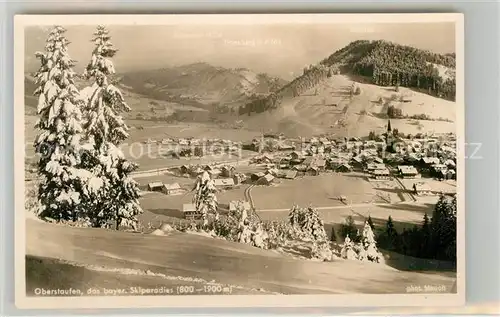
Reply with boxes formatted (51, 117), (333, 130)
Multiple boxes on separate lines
(386, 119), (395, 152)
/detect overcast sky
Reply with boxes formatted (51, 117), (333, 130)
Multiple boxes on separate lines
(25, 23), (455, 79)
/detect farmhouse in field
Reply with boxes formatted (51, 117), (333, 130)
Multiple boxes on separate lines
(147, 182), (163, 192)
(162, 183), (184, 195)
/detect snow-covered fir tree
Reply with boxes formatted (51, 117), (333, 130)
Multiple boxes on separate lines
(359, 221), (384, 263)
(192, 171), (218, 227)
(33, 26), (103, 223)
(79, 25), (142, 229)
(340, 234), (358, 260)
(288, 205), (328, 242)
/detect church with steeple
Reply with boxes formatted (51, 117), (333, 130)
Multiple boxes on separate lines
(385, 119), (395, 152)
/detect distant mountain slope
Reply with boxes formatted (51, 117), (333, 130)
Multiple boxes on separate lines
(239, 40), (456, 118)
(320, 40), (456, 100)
(118, 62), (287, 108)
(233, 40), (456, 137)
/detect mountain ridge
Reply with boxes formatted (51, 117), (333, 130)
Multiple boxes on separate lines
(117, 62), (288, 108)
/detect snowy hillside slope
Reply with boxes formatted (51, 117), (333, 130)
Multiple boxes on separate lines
(25, 219), (456, 295)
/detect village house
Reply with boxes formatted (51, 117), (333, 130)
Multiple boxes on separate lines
(371, 168), (391, 180)
(444, 159), (456, 169)
(431, 164), (451, 180)
(432, 164), (448, 172)
(162, 183), (183, 195)
(289, 151), (304, 165)
(292, 164), (308, 173)
(208, 168), (222, 179)
(307, 166), (320, 176)
(250, 172), (266, 182)
(147, 182), (163, 192)
(413, 182), (433, 196)
(183, 203), (200, 220)
(179, 164), (190, 175)
(445, 169), (456, 180)
(266, 168), (281, 177)
(261, 154), (275, 164)
(233, 173), (247, 185)
(190, 166), (205, 178)
(350, 156), (364, 170)
(278, 143), (295, 151)
(302, 156), (314, 167)
(214, 178), (235, 189)
(203, 164), (214, 171)
(313, 158), (327, 171)
(309, 137), (319, 145)
(420, 157), (441, 169)
(189, 138), (201, 146)
(178, 138), (189, 146)
(336, 163), (352, 173)
(366, 163), (387, 173)
(221, 166), (235, 178)
(397, 165), (420, 178)
(319, 137), (331, 147)
(229, 201), (251, 212)
(256, 173), (275, 185)
(284, 170), (298, 180)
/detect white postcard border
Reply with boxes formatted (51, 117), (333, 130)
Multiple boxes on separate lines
(14, 13), (465, 309)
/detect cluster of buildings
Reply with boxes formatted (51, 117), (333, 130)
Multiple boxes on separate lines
(246, 126), (457, 183)
(144, 137), (242, 158)
(146, 182), (185, 196)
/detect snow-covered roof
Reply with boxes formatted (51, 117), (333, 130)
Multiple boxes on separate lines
(285, 170), (298, 179)
(182, 203), (197, 213)
(372, 168), (390, 175)
(422, 157), (440, 164)
(367, 163), (386, 170)
(258, 174), (275, 184)
(163, 183), (181, 190)
(148, 182), (163, 188)
(398, 165), (419, 175)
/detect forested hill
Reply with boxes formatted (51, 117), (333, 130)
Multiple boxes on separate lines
(238, 40), (456, 116)
(320, 40), (456, 101)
